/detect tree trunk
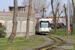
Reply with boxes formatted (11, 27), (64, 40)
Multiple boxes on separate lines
(63, 4), (68, 35)
(7, 0), (18, 43)
(42, 8), (45, 18)
(54, 15), (57, 33)
(25, 0), (32, 39)
(51, 0), (59, 33)
(57, 9), (60, 23)
(71, 0), (74, 35)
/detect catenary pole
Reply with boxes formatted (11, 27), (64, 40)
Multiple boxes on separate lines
(68, 0), (70, 38)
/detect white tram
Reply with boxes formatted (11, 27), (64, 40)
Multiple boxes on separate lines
(36, 18), (51, 34)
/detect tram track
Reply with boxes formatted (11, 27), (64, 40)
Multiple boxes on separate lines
(34, 36), (64, 50)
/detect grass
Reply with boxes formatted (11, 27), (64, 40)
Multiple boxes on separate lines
(50, 28), (75, 40)
(0, 35), (46, 50)
(0, 28), (74, 50)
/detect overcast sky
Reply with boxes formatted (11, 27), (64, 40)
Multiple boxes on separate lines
(0, 0), (71, 16)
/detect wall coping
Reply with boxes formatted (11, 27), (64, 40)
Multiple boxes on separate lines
(0, 11), (35, 15)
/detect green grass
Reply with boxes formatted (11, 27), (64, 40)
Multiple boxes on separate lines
(50, 28), (75, 40)
(0, 35), (46, 50)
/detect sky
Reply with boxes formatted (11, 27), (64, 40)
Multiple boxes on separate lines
(0, 0), (70, 16)
(0, 0), (23, 12)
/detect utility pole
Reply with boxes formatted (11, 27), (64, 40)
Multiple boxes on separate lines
(68, 0), (70, 38)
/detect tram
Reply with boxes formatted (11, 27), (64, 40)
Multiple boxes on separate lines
(36, 18), (51, 34)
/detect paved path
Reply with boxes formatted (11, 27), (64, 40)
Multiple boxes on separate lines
(23, 37), (54, 50)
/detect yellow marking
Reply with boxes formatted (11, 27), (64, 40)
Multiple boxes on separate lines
(42, 49), (46, 50)
(44, 29), (46, 32)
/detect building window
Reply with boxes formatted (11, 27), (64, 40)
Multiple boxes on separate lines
(12, 8), (14, 11)
(21, 8), (25, 12)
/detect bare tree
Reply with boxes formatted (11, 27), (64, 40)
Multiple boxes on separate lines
(22, 0), (46, 11)
(22, 0), (47, 18)
(69, 1), (73, 25)
(42, 8), (45, 18)
(57, 9), (63, 23)
(25, 0), (32, 39)
(71, 0), (75, 35)
(7, 0), (18, 43)
(63, 4), (68, 35)
(51, 0), (59, 33)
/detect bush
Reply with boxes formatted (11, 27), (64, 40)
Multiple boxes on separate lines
(0, 30), (6, 37)
(0, 25), (6, 38)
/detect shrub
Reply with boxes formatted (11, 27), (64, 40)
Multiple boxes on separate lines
(0, 30), (6, 37)
(0, 24), (6, 38)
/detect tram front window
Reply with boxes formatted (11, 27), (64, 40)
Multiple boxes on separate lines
(40, 22), (49, 28)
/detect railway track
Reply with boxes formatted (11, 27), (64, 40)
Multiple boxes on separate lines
(34, 36), (64, 50)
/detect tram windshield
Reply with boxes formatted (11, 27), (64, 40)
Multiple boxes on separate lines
(40, 22), (49, 28)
